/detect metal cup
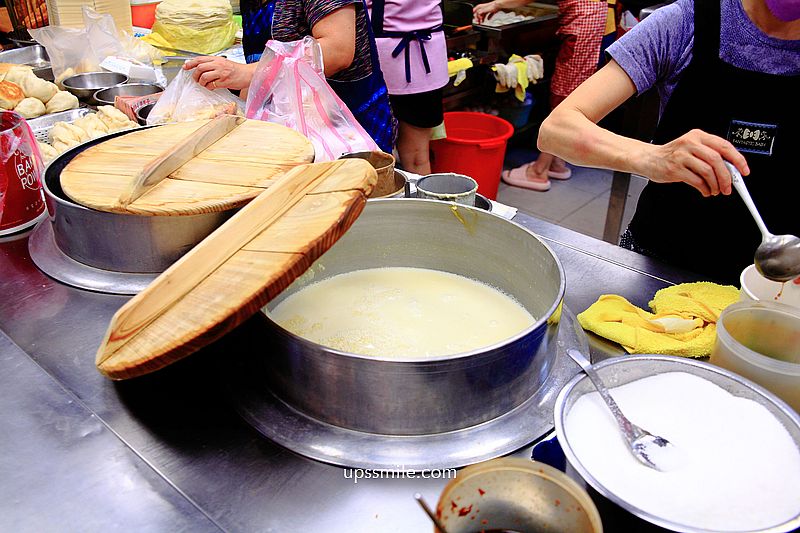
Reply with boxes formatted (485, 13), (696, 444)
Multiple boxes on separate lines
(415, 173), (478, 206)
(338, 150), (398, 198)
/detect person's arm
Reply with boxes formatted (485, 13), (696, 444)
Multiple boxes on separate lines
(184, 57), (258, 90)
(473, 0), (531, 23)
(537, 60), (749, 198)
(311, 5), (356, 77)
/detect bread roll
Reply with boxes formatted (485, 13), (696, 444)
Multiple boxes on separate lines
(0, 81), (24, 109)
(14, 97), (45, 119)
(45, 91), (79, 114)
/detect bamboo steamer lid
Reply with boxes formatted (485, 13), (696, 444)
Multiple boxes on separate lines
(60, 118), (315, 215)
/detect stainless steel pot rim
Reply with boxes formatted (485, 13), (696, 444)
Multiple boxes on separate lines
(227, 307), (581, 470)
(553, 354), (800, 533)
(263, 197), (566, 364)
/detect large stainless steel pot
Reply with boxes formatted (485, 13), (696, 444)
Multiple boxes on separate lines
(41, 128), (231, 273)
(261, 199), (566, 436)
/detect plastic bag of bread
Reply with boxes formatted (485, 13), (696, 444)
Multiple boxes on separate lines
(29, 26), (101, 86)
(147, 67), (242, 125)
(142, 0), (236, 55)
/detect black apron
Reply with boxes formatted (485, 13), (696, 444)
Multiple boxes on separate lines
(627, 0), (800, 284)
(369, 0), (443, 84)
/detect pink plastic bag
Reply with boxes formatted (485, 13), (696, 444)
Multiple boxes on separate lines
(245, 37), (378, 161)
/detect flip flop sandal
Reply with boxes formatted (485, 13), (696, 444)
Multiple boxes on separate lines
(547, 167), (572, 180)
(501, 163), (551, 192)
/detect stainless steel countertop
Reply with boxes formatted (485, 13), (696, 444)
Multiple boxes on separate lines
(0, 213), (700, 532)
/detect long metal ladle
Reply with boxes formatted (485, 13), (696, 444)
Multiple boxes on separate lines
(725, 162), (800, 282)
(567, 349), (684, 472)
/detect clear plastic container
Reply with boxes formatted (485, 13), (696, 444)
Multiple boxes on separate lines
(711, 300), (800, 412)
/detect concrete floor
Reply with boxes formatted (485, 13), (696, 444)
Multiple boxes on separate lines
(498, 147), (648, 242)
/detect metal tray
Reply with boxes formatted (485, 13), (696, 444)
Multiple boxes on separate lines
(28, 108), (92, 143)
(0, 45), (53, 80)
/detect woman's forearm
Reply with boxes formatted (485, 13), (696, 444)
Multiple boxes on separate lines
(538, 107), (655, 177)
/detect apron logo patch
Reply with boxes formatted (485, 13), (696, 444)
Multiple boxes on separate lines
(727, 120), (777, 155)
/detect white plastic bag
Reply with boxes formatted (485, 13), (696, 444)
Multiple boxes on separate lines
(30, 7), (162, 86)
(245, 37), (378, 161)
(147, 67), (243, 124)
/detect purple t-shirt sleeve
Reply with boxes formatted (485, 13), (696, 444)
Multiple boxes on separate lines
(606, 0), (694, 95)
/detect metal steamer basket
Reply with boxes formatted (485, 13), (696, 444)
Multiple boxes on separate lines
(232, 199), (571, 469)
(29, 127), (232, 294)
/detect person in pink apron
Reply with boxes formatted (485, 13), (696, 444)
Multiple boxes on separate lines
(367, 0), (448, 175)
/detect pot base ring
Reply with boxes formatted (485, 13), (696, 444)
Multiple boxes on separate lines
(225, 309), (580, 471)
(28, 220), (156, 295)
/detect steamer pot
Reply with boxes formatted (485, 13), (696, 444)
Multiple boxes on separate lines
(41, 128), (232, 273)
(261, 199), (565, 436)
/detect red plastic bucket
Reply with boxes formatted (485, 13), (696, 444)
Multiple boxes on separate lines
(430, 112), (514, 200)
(130, 0), (161, 29)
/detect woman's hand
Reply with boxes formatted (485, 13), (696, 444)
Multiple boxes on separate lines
(641, 129), (750, 197)
(183, 57), (254, 91)
(473, 1), (500, 23)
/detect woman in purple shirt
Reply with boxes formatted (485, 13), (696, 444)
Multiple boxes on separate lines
(538, 0), (800, 283)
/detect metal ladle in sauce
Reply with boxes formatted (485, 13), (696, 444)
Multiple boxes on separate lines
(725, 162), (800, 282)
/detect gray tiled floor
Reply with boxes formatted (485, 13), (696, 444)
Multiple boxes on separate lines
(497, 148), (647, 242)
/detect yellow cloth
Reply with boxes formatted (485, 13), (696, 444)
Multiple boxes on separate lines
(577, 282), (740, 358)
(447, 58), (473, 77)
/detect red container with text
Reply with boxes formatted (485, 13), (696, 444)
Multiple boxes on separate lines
(0, 111), (46, 235)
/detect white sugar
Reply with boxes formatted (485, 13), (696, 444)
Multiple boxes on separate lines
(565, 371), (800, 531)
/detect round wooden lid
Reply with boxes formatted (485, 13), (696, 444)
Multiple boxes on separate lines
(60, 119), (315, 216)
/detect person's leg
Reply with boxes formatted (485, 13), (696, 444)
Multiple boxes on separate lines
(396, 120), (433, 175)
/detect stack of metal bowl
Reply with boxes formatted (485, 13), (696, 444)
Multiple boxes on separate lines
(61, 72), (129, 105)
(93, 83), (163, 107)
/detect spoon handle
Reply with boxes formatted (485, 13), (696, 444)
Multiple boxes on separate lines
(566, 349), (644, 444)
(724, 161), (771, 239)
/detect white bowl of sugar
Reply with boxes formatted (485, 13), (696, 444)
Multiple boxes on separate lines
(554, 354), (800, 533)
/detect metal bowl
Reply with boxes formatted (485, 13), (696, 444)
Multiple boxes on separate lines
(62, 72), (129, 104)
(135, 103), (155, 126)
(0, 44), (52, 80)
(554, 355), (800, 533)
(40, 126), (232, 274)
(93, 83), (163, 107)
(261, 198), (566, 435)
(436, 458), (602, 533)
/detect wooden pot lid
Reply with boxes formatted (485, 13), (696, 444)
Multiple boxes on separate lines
(60, 118), (315, 216)
(95, 159), (377, 380)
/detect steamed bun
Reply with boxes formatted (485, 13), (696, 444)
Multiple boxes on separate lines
(73, 113), (109, 139)
(5, 66), (36, 86)
(50, 121), (89, 147)
(37, 141), (59, 164)
(45, 91), (79, 114)
(14, 97), (45, 119)
(96, 105), (137, 131)
(20, 75), (58, 103)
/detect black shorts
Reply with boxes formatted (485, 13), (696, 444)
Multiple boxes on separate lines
(389, 88), (444, 129)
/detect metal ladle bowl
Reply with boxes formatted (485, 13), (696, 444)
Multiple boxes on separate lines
(725, 162), (800, 282)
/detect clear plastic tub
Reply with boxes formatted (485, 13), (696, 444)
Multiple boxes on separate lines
(711, 300), (800, 412)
